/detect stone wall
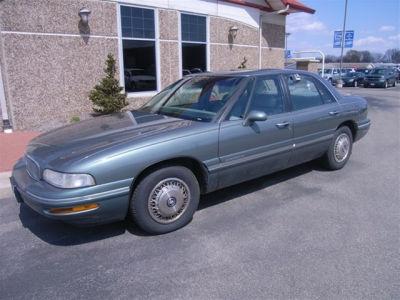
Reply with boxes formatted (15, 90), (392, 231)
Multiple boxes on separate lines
(0, 1), (286, 131)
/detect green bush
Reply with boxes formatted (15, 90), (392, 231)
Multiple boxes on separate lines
(89, 54), (128, 114)
(70, 116), (80, 123)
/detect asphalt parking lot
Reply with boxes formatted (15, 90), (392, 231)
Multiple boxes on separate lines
(1, 86), (399, 299)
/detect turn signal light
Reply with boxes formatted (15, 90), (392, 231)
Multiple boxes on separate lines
(49, 203), (99, 215)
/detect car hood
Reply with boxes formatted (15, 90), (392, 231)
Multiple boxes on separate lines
(26, 110), (195, 167)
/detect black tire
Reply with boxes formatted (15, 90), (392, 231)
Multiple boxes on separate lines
(392, 80), (396, 87)
(384, 81), (388, 89)
(322, 126), (353, 170)
(129, 166), (200, 234)
(354, 80), (358, 87)
(364, 83), (368, 88)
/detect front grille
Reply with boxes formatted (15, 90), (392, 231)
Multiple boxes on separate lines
(26, 156), (41, 181)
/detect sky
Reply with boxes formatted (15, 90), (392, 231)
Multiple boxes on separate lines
(286, 0), (400, 56)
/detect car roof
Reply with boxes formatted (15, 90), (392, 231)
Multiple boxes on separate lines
(187, 68), (316, 78)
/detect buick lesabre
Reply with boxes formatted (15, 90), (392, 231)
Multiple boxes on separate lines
(11, 70), (370, 234)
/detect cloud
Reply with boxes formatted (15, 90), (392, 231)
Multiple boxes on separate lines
(354, 36), (385, 47)
(388, 34), (400, 41)
(379, 25), (395, 32)
(287, 13), (328, 34)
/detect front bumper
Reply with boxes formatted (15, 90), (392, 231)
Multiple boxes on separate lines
(10, 159), (133, 225)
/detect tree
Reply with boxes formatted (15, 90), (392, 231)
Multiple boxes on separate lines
(325, 55), (338, 63)
(343, 50), (361, 63)
(360, 50), (373, 63)
(384, 48), (400, 63)
(89, 54), (128, 114)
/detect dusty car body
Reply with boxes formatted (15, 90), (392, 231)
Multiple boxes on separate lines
(11, 69), (370, 234)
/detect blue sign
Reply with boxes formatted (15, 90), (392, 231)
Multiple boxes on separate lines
(333, 30), (354, 48)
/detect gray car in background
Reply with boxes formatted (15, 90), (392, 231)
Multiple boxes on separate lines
(11, 70), (370, 234)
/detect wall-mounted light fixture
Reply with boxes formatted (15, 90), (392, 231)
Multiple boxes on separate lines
(79, 8), (91, 26)
(229, 26), (239, 39)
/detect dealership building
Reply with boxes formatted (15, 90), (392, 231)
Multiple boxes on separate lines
(0, 0), (314, 131)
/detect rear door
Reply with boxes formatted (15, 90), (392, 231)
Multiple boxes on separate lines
(283, 73), (342, 166)
(216, 75), (293, 188)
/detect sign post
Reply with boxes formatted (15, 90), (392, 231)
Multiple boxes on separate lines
(338, 0), (349, 88)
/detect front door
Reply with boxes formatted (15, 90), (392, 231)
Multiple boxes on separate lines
(216, 75), (293, 189)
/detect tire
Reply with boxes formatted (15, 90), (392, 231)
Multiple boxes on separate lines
(354, 80), (358, 87)
(322, 126), (353, 170)
(129, 166), (200, 234)
(384, 81), (388, 89)
(364, 83), (368, 88)
(329, 78), (333, 85)
(392, 80), (396, 87)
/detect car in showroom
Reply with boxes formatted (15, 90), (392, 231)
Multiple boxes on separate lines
(11, 70), (370, 234)
(364, 68), (397, 88)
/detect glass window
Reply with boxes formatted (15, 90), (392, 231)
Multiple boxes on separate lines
(181, 14), (206, 42)
(144, 76), (242, 122)
(181, 14), (207, 76)
(286, 74), (324, 111)
(315, 81), (336, 104)
(227, 80), (253, 120)
(121, 6), (155, 39)
(120, 6), (157, 93)
(248, 77), (284, 116)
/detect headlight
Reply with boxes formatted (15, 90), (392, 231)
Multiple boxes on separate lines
(43, 169), (95, 189)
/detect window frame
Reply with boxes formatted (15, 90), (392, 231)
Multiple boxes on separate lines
(178, 11), (210, 78)
(117, 4), (161, 98)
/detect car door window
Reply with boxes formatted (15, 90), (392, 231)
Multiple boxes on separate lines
(315, 81), (337, 104)
(286, 74), (324, 111)
(248, 76), (284, 116)
(227, 80), (253, 120)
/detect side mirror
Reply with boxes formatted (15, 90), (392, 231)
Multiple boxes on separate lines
(243, 110), (267, 126)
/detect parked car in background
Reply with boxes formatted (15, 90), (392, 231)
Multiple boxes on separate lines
(335, 71), (365, 87)
(364, 68), (397, 88)
(10, 70), (370, 234)
(124, 68), (156, 91)
(318, 68), (340, 84)
(356, 68), (371, 75)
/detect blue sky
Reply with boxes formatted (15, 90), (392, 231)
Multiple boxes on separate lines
(286, 0), (400, 55)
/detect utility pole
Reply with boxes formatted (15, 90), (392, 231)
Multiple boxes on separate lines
(338, 0), (348, 87)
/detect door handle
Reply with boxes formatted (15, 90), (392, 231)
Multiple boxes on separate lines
(329, 111), (340, 116)
(275, 121), (290, 129)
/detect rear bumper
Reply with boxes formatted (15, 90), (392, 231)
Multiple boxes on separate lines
(355, 119), (371, 142)
(10, 159), (132, 225)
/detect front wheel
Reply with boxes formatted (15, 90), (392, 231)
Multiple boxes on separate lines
(322, 126), (353, 170)
(129, 166), (200, 234)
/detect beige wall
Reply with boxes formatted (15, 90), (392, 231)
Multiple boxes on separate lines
(0, 1), (286, 131)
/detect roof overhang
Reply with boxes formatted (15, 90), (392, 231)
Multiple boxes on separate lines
(220, 0), (315, 14)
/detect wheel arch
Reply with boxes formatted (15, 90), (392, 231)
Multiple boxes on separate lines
(129, 157), (209, 199)
(337, 120), (357, 140)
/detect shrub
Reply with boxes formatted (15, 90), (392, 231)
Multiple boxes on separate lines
(70, 116), (80, 123)
(89, 54), (128, 114)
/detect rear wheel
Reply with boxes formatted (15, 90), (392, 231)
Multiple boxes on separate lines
(129, 166), (200, 234)
(392, 80), (396, 87)
(322, 126), (353, 170)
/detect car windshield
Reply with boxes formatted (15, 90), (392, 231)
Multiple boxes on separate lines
(346, 72), (357, 77)
(370, 69), (386, 75)
(319, 69), (332, 74)
(142, 76), (243, 122)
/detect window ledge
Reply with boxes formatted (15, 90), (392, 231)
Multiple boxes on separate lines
(126, 91), (158, 98)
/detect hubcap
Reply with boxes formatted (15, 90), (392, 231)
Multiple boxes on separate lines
(334, 133), (350, 163)
(147, 178), (190, 224)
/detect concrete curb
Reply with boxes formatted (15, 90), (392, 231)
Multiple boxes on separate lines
(0, 171), (13, 199)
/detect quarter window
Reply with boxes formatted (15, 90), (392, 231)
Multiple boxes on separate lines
(181, 14), (207, 76)
(121, 6), (157, 93)
(248, 77), (284, 116)
(286, 74), (324, 110)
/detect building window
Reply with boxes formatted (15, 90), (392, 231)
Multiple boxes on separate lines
(181, 13), (207, 76)
(121, 6), (157, 93)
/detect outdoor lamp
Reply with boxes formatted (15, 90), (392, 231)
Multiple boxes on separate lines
(79, 8), (91, 26)
(229, 26), (238, 39)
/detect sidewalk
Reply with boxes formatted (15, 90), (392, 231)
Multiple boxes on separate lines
(0, 131), (40, 173)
